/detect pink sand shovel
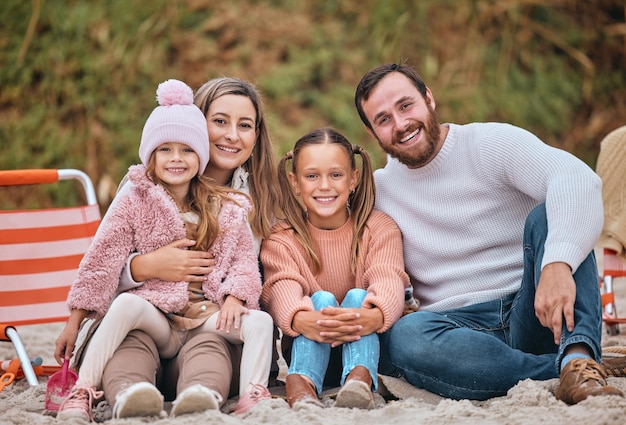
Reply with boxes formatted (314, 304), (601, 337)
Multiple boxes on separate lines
(45, 360), (78, 411)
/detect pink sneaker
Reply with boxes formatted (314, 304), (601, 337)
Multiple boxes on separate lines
(232, 384), (272, 415)
(57, 384), (104, 422)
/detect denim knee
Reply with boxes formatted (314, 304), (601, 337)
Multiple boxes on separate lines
(341, 288), (367, 308)
(387, 313), (431, 359)
(523, 204), (547, 243)
(311, 291), (338, 310)
(527, 203), (546, 225)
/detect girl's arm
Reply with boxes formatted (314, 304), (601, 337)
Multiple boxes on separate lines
(358, 212), (409, 332)
(54, 308), (89, 364)
(67, 194), (139, 318)
(260, 237), (318, 337)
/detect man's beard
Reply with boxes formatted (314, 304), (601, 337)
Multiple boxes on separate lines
(379, 104), (441, 169)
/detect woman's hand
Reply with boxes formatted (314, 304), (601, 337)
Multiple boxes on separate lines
(216, 295), (249, 333)
(130, 238), (216, 282)
(54, 309), (88, 364)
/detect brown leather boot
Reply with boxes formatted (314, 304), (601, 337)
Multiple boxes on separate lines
(335, 365), (375, 409)
(285, 374), (322, 407)
(555, 358), (624, 404)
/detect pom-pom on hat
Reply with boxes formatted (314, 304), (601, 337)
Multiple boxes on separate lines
(139, 79), (209, 175)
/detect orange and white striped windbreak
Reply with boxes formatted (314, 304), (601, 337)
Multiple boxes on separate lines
(0, 169), (101, 326)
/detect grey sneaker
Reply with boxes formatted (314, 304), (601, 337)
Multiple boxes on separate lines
(112, 382), (164, 419)
(170, 384), (222, 417)
(335, 379), (375, 409)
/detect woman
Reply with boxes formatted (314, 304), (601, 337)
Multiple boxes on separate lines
(75, 77), (280, 419)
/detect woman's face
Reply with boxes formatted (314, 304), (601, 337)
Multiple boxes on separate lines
(204, 94), (257, 184)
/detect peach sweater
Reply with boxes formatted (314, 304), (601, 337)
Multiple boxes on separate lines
(260, 210), (408, 338)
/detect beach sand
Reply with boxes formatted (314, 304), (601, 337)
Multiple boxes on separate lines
(2, 249), (626, 424)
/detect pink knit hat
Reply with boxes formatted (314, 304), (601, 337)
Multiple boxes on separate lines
(139, 79), (209, 175)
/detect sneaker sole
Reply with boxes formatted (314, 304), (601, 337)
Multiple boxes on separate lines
(335, 380), (374, 409)
(170, 386), (220, 417)
(56, 410), (90, 421)
(114, 383), (164, 419)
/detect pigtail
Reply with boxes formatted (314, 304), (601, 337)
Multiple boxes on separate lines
(278, 150), (321, 273)
(348, 145), (375, 274)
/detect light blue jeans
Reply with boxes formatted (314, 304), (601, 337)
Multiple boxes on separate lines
(288, 288), (379, 395)
(380, 204), (603, 400)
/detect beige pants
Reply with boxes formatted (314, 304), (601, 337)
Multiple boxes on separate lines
(78, 293), (273, 399)
(101, 329), (241, 407)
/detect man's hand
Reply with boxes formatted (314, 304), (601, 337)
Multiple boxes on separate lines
(130, 238), (216, 282)
(534, 262), (576, 344)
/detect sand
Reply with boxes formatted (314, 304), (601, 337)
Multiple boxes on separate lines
(2, 249), (626, 424)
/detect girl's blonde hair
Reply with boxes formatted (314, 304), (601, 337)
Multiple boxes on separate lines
(278, 127), (375, 274)
(146, 156), (243, 252)
(194, 77), (280, 239)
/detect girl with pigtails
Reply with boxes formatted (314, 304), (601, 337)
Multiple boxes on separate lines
(260, 127), (412, 409)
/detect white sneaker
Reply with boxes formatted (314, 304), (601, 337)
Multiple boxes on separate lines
(112, 382), (164, 419)
(170, 384), (223, 417)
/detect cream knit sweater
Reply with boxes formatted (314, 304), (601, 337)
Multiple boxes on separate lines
(260, 211), (408, 338)
(375, 122), (603, 312)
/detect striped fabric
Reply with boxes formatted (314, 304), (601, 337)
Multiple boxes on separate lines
(601, 248), (626, 334)
(0, 170), (101, 326)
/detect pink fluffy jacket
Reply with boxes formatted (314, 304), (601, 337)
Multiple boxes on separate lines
(66, 165), (262, 319)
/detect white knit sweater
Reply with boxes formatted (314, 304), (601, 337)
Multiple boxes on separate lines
(374, 122), (603, 312)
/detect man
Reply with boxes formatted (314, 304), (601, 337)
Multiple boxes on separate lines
(354, 63), (623, 404)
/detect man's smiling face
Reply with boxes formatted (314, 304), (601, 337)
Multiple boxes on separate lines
(361, 72), (442, 169)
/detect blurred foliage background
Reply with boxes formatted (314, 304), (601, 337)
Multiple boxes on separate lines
(1, 0), (625, 212)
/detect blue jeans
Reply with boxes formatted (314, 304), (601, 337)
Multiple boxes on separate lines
(288, 288), (380, 394)
(380, 204), (602, 400)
